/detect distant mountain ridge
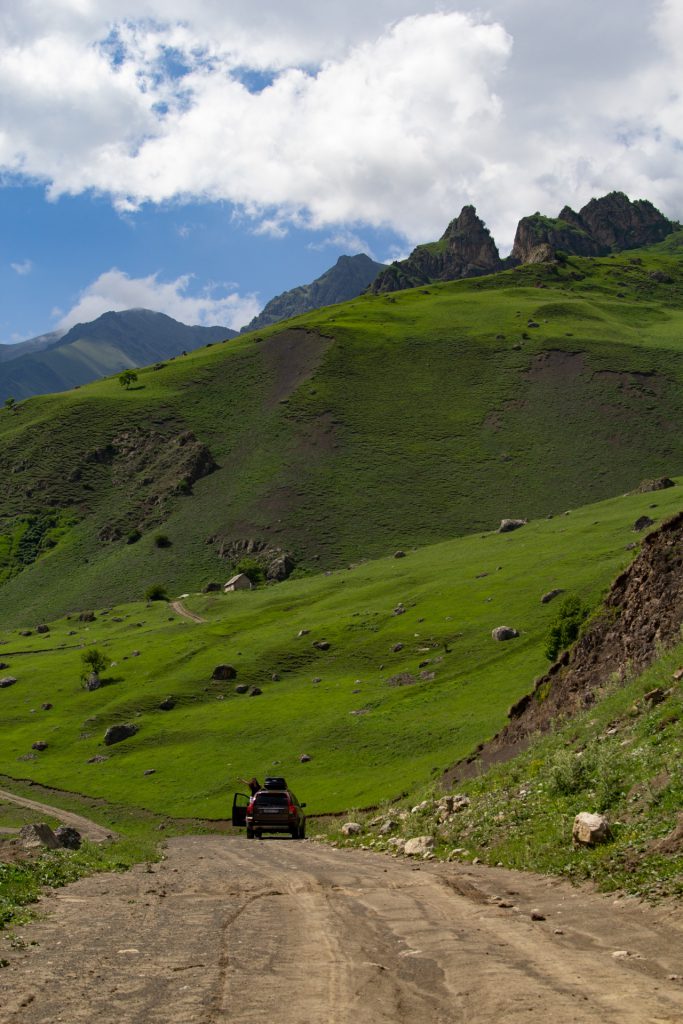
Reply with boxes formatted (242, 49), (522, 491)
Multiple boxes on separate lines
(243, 253), (386, 333)
(0, 309), (235, 403)
(370, 191), (677, 292)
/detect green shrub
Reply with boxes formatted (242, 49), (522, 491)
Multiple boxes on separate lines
(80, 647), (108, 681)
(235, 556), (265, 585)
(547, 747), (590, 795)
(545, 594), (590, 661)
(145, 583), (168, 602)
(126, 529), (141, 545)
(154, 534), (171, 549)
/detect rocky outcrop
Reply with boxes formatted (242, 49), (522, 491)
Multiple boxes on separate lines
(511, 192), (675, 264)
(243, 254), (386, 333)
(450, 511), (683, 782)
(572, 813), (611, 847)
(370, 206), (503, 293)
(208, 536), (296, 582)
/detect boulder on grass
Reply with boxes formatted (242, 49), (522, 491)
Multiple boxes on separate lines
(19, 823), (61, 850)
(103, 723), (139, 746)
(572, 812), (611, 847)
(341, 822), (362, 837)
(492, 626), (519, 641)
(212, 665), (237, 681)
(55, 826), (82, 850)
(0, 676), (17, 688)
(31, 741), (48, 751)
(498, 519), (527, 534)
(541, 589), (564, 604)
(404, 835), (435, 857)
(84, 672), (101, 691)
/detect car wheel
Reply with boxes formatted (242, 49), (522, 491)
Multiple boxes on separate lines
(255, 831), (263, 840)
(299, 822), (306, 840)
(290, 826), (298, 839)
(246, 828), (254, 839)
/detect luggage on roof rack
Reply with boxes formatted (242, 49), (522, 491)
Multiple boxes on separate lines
(264, 776), (287, 790)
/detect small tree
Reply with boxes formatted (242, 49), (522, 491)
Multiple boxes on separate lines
(145, 583), (168, 602)
(118, 369), (138, 390)
(4, 397), (16, 414)
(545, 595), (590, 661)
(80, 647), (108, 681)
(236, 556), (265, 585)
(154, 533), (172, 548)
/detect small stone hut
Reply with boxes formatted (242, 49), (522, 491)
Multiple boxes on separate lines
(223, 573), (253, 593)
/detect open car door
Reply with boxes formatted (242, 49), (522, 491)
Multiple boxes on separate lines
(231, 792), (250, 827)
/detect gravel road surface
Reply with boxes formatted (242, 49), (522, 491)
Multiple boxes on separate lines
(2, 836), (683, 1023)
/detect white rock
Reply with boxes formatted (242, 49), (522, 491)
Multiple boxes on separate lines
(386, 837), (406, 853)
(341, 822), (362, 837)
(492, 626), (520, 641)
(404, 836), (435, 857)
(379, 819), (399, 836)
(573, 812), (612, 846)
(410, 800), (432, 814)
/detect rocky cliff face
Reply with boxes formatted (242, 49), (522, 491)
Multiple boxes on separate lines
(369, 206), (503, 293)
(243, 254), (386, 333)
(511, 192), (675, 264)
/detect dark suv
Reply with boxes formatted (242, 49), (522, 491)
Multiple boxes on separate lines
(232, 787), (307, 839)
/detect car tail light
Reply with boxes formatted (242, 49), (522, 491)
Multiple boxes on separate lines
(288, 802), (297, 816)
(247, 800), (254, 814)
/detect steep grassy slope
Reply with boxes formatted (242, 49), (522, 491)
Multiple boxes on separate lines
(1, 236), (683, 622)
(0, 486), (680, 818)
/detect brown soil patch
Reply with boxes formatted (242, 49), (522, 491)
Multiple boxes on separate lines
(261, 328), (334, 407)
(524, 350), (587, 383)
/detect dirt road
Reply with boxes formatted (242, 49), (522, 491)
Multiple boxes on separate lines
(170, 600), (206, 624)
(2, 836), (683, 1023)
(0, 788), (114, 843)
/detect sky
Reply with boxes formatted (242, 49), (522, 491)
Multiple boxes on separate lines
(2, 0), (683, 343)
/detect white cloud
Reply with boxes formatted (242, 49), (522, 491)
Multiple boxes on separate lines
(57, 269), (260, 331)
(10, 259), (33, 275)
(0, 2), (682, 251)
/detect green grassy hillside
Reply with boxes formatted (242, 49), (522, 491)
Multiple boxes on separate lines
(1, 236), (683, 623)
(0, 485), (679, 818)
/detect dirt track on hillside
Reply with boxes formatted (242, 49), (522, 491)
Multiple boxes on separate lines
(170, 600), (206, 623)
(2, 836), (683, 1023)
(0, 788), (114, 842)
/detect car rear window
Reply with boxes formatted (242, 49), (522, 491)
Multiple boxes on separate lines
(254, 792), (289, 807)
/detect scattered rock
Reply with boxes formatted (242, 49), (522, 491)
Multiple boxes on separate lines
(41, 703), (53, 711)
(103, 723), (139, 746)
(19, 630), (32, 637)
(643, 687), (667, 706)
(158, 697), (176, 711)
(650, 270), (674, 284)
(271, 673), (281, 682)
(541, 589), (564, 604)
(386, 837), (406, 853)
(131, 650), (140, 658)
(31, 741), (48, 751)
(530, 910), (546, 921)
(235, 684), (249, 694)
(632, 477), (675, 494)
(35, 624), (50, 634)
(391, 643), (404, 653)
(341, 822), (362, 837)
(297, 629), (310, 638)
(387, 672), (417, 687)
(54, 826), (82, 850)
(144, 769), (156, 776)
(83, 672), (101, 692)
(673, 667), (683, 682)
(212, 664), (237, 681)
(379, 820), (398, 835)
(420, 671), (436, 682)
(299, 753), (312, 763)
(0, 663), (8, 670)
(19, 823), (61, 850)
(248, 686), (262, 697)
(393, 604), (406, 616)
(572, 812), (612, 847)
(394, 550), (406, 559)
(78, 611), (96, 623)
(87, 755), (109, 764)
(633, 516), (655, 532)
(0, 677), (17, 688)
(404, 836), (435, 857)
(491, 626), (520, 641)
(312, 640), (330, 651)
(498, 519), (527, 534)
(411, 800), (432, 814)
